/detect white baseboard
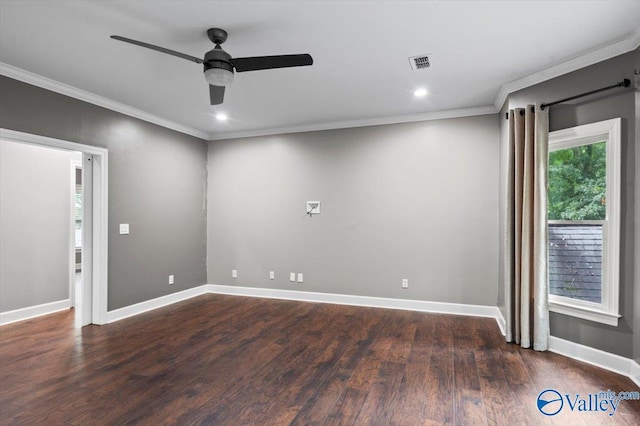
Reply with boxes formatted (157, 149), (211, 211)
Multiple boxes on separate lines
(206, 284), (502, 319)
(103, 282), (503, 330)
(630, 361), (640, 388)
(0, 299), (70, 326)
(106, 285), (210, 323)
(549, 336), (640, 388)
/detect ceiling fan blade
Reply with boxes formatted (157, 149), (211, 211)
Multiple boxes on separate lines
(110, 35), (204, 64)
(231, 54), (313, 72)
(209, 85), (225, 105)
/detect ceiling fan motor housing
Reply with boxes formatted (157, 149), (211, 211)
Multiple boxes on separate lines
(204, 47), (234, 74)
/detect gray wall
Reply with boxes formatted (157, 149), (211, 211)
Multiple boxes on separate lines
(207, 115), (500, 306)
(0, 76), (208, 311)
(0, 141), (80, 311)
(498, 50), (638, 358)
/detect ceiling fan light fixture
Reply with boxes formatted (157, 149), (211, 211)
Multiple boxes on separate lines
(204, 67), (234, 87)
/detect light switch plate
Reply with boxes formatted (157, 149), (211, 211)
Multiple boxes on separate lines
(119, 223), (129, 235)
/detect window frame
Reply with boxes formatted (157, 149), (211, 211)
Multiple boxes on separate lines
(547, 118), (621, 326)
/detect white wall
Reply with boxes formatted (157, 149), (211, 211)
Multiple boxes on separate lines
(207, 114), (500, 306)
(0, 140), (81, 312)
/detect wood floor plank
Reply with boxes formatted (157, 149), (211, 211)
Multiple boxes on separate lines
(453, 349), (487, 425)
(422, 314), (454, 425)
(1, 295), (638, 425)
(474, 329), (527, 425)
(353, 361), (405, 425)
(289, 310), (383, 425)
(388, 314), (433, 425)
(325, 387), (368, 425)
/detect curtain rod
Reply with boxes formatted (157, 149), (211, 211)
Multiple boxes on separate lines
(504, 78), (631, 119)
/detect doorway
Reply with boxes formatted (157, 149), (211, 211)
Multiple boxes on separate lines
(0, 128), (108, 326)
(70, 160), (82, 318)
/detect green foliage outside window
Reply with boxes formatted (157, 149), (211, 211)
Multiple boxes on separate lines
(75, 190), (83, 221)
(548, 141), (606, 220)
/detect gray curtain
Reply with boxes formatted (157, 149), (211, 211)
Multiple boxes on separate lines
(505, 105), (549, 351)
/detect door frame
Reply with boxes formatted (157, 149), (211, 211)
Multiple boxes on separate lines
(69, 159), (82, 309)
(1, 128), (108, 325)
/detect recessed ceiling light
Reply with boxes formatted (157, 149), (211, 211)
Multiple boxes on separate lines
(414, 88), (428, 97)
(216, 113), (228, 121)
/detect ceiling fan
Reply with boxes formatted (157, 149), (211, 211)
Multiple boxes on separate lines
(110, 28), (313, 105)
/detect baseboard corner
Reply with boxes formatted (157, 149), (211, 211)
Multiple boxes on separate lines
(106, 285), (210, 323)
(630, 359), (640, 388)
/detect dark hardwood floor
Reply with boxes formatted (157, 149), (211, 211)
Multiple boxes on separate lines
(1, 294), (638, 425)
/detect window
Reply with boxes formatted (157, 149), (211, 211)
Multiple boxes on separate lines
(547, 118), (621, 326)
(75, 182), (83, 248)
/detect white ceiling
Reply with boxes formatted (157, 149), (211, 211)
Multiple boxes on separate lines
(0, 1), (638, 140)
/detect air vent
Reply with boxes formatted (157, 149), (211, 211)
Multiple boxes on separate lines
(409, 55), (431, 71)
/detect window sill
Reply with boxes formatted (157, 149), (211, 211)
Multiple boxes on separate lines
(549, 300), (620, 327)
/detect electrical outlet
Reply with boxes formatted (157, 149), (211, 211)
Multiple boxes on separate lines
(269, 271), (275, 280)
(232, 269), (238, 278)
(297, 273), (304, 283)
(119, 223), (129, 235)
(169, 275), (174, 285)
(289, 272), (296, 282)
(402, 278), (409, 289)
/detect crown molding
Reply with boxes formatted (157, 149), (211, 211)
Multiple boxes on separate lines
(4, 24), (638, 142)
(0, 62), (209, 140)
(1, 61), (496, 142)
(494, 26), (640, 111)
(208, 105), (498, 141)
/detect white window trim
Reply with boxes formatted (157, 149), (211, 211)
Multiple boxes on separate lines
(548, 118), (621, 327)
